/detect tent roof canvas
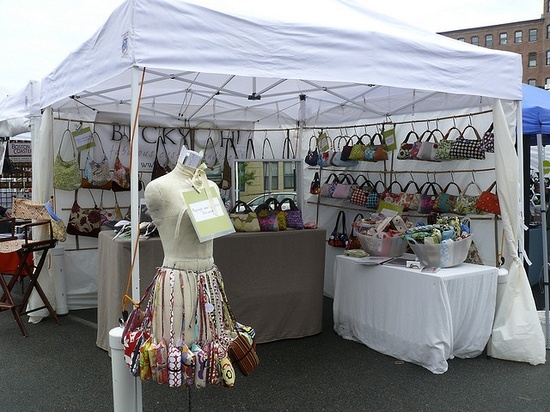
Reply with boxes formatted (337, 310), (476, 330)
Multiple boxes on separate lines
(39, 0), (523, 127)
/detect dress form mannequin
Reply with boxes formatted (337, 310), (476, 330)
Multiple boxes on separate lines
(144, 149), (235, 370)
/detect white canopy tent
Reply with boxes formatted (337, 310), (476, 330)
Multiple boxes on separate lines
(16, 0), (545, 365)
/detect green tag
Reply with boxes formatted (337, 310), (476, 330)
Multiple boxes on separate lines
(72, 127), (95, 152)
(181, 185), (235, 242)
(383, 128), (397, 152)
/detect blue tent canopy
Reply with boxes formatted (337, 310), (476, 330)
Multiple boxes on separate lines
(523, 83), (550, 137)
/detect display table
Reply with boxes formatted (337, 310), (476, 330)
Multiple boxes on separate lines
(97, 228), (326, 351)
(333, 255), (498, 374)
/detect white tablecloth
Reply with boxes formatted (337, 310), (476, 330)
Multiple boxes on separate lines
(333, 255), (498, 374)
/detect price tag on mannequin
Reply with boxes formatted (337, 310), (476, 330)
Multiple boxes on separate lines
(181, 184), (235, 242)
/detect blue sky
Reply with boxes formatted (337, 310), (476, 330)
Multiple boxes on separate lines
(0, 0), (543, 96)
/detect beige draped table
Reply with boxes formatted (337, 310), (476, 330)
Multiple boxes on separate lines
(96, 228), (326, 352)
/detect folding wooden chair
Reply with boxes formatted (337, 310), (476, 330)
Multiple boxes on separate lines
(0, 217), (60, 336)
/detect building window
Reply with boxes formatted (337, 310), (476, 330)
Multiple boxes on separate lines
(547, 25), (550, 39)
(529, 52), (537, 67)
(500, 32), (507, 45)
(548, 0), (550, 13)
(530, 28), (538, 42)
(283, 162), (295, 189)
(471, 36), (479, 46)
(457, 37), (465, 42)
(263, 162), (278, 191)
(485, 34), (493, 46)
(546, 78), (550, 89)
(514, 30), (523, 43)
(546, 50), (550, 65)
(528, 79), (537, 86)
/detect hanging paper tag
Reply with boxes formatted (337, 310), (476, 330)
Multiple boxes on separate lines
(383, 127), (397, 152)
(72, 127), (95, 152)
(181, 184), (235, 242)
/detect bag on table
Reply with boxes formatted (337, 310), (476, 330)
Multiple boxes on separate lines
(328, 210), (348, 248)
(418, 182), (443, 214)
(449, 125), (485, 160)
(454, 181), (483, 215)
(254, 202), (279, 232)
(433, 181), (461, 213)
(280, 197), (304, 229)
(265, 197), (286, 230)
(53, 128), (81, 191)
(66, 190), (102, 238)
(475, 181), (501, 215)
(230, 201), (261, 232)
(81, 130), (112, 190)
(397, 130), (419, 160)
(396, 180), (422, 212)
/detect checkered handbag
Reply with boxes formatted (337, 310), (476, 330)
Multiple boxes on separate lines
(365, 180), (386, 209)
(350, 176), (373, 207)
(449, 125), (485, 160)
(481, 124), (494, 153)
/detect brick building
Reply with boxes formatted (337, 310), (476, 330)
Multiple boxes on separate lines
(440, 0), (550, 88)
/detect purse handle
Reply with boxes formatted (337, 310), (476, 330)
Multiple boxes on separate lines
(246, 137), (256, 158)
(403, 130), (420, 144)
(262, 138), (275, 159)
(265, 197), (281, 211)
(351, 213), (364, 235)
(204, 135), (219, 166)
(371, 180), (387, 194)
(386, 180), (403, 193)
(403, 180), (421, 194)
(461, 124), (482, 141)
(444, 126), (464, 141)
(333, 210), (347, 236)
(485, 181), (497, 193)
(462, 181), (483, 196)
(280, 197), (299, 211)
(282, 131), (295, 159)
(419, 129), (440, 143)
(441, 181), (462, 195)
(324, 172), (339, 183)
(369, 132), (385, 146)
(421, 181), (443, 197)
(58, 128), (78, 160)
(231, 200), (253, 214)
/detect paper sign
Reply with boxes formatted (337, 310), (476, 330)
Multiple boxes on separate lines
(72, 127), (95, 152)
(182, 185), (235, 242)
(377, 201), (403, 216)
(383, 127), (397, 152)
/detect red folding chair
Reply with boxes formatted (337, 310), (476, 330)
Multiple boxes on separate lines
(0, 218), (60, 336)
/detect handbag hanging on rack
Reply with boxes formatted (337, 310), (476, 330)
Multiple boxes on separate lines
(454, 181), (483, 215)
(221, 132), (238, 190)
(310, 171), (321, 195)
(349, 176), (373, 207)
(418, 181), (443, 214)
(380, 180), (404, 205)
(66, 189), (102, 238)
(151, 137), (172, 181)
(204, 135), (222, 185)
(475, 181), (501, 215)
(81, 130), (112, 190)
(396, 180), (422, 212)
(397, 130), (419, 160)
(432, 181), (461, 213)
(416, 129), (442, 161)
(435, 126), (461, 161)
(304, 135), (319, 166)
(449, 125), (485, 160)
(346, 213), (364, 250)
(53, 127), (82, 191)
(363, 133), (388, 162)
(365, 180), (386, 210)
(328, 210), (349, 248)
